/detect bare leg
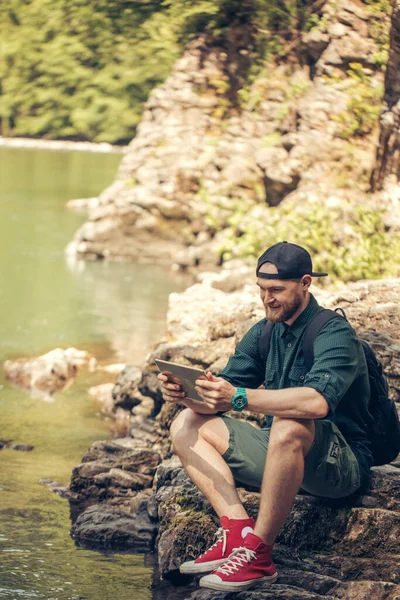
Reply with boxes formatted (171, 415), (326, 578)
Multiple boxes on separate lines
(254, 417), (315, 545)
(171, 408), (248, 519)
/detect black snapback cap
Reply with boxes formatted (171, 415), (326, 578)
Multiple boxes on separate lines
(256, 241), (328, 280)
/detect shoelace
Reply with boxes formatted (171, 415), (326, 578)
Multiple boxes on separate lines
(215, 546), (256, 576)
(202, 527), (229, 557)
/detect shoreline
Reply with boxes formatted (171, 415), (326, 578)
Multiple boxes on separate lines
(0, 136), (128, 154)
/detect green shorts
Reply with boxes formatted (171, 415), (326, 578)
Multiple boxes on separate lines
(221, 417), (361, 499)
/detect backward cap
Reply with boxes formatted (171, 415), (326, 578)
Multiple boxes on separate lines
(256, 241), (328, 280)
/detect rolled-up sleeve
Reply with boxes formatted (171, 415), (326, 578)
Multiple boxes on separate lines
(303, 319), (364, 414)
(218, 320), (266, 389)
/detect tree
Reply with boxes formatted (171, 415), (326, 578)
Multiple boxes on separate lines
(371, 0), (400, 191)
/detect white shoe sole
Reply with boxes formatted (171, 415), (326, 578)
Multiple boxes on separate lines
(199, 571), (278, 590)
(179, 557), (228, 574)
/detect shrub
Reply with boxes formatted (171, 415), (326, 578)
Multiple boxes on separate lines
(215, 200), (400, 283)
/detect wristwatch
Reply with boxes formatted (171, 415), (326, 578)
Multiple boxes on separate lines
(231, 387), (248, 412)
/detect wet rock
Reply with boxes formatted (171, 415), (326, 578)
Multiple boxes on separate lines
(70, 498), (157, 552)
(40, 478), (70, 498)
(0, 439), (34, 451)
(70, 438), (161, 503)
(3, 347), (94, 400)
(9, 443), (34, 452)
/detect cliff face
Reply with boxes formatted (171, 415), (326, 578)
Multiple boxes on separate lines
(66, 0), (400, 280)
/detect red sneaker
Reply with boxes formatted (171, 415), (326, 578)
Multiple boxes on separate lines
(179, 516), (255, 574)
(199, 532), (278, 591)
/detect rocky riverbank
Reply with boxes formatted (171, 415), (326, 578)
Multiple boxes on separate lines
(66, 273), (400, 599)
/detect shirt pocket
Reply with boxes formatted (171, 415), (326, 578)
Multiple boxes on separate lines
(288, 365), (308, 387)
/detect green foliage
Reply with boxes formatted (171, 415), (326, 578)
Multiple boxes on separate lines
(0, 0), (314, 142)
(365, 0), (391, 55)
(304, 13), (328, 33)
(332, 64), (383, 140)
(0, 0), (179, 142)
(214, 200), (400, 283)
(0, 0), (234, 143)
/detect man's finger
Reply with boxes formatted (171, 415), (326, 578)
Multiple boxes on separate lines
(162, 381), (183, 391)
(206, 371), (219, 382)
(195, 378), (217, 389)
(162, 387), (186, 397)
(163, 393), (186, 403)
(158, 371), (184, 385)
(195, 385), (207, 396)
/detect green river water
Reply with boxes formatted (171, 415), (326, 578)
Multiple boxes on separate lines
(0, 147), (190, 600)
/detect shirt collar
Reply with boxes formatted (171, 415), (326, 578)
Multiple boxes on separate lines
(277, 294), (320, 339)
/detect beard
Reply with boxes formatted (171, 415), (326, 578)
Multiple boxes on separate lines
(265, 292), (303, 323)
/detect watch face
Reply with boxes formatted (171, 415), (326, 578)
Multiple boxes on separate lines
(234, 395), (247, 409)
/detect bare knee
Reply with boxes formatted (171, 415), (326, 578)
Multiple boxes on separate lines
(170, 408), (202, 439)
(269, 417), (315, 456)
(170, 408), (229, 456)
(170, 408), (209, 453)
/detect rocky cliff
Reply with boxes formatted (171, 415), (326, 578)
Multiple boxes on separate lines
(67, 274), (400, 599)
(66, 0), (400, 282)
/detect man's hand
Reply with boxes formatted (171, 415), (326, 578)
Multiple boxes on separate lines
(158, 371), (187, 404)
(195, 373), (236, 412)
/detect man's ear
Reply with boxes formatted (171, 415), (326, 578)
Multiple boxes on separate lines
(302, 275), (312, 290)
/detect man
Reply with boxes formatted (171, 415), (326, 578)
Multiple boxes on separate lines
(158, 241), (372, 592)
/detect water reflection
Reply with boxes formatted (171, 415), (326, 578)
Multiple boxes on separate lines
(65, 256), (191, 364)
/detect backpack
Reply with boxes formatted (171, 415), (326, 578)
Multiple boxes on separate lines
(258, 308), (400, 466)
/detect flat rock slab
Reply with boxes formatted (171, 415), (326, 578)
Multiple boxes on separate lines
(70, 438), (161, 502)
(70, 501), (157, 552)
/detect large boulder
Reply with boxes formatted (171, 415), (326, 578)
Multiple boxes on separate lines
(69, 438), (162, 503)
(3, 347), (95, 400)
(68, 437), (162, 552)
(70, 492), (158, 552)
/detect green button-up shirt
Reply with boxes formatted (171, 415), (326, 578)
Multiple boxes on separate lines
(218, 294), (373, 490)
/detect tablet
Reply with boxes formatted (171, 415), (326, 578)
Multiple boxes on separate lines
(155, 359), (207, 402)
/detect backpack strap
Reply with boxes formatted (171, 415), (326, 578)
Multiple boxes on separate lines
(258, 307), (348, 369)
(302, 308), (347, 370)
(258, 320), (275, 363)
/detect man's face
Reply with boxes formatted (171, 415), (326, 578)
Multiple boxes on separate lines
(256, 263), (305, 323)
